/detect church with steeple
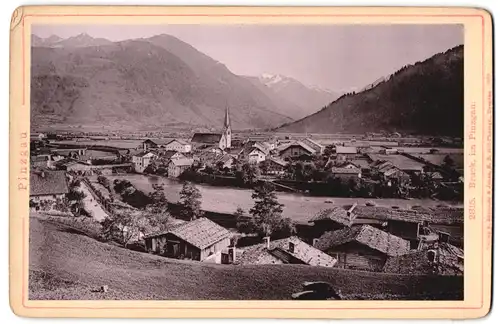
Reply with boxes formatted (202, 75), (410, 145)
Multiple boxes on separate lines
(190, 107), (232, 151)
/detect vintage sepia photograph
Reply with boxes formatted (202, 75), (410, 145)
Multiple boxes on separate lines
(26, 22), (467, 302)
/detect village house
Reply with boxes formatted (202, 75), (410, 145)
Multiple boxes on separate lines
(167, 158), (194, 178)
(164, 139), (192, 153)
(373, 161), (411, 184)
(214, 154), (237, 170)
(383, 239), (464, 276)
(349, 159), (372, 176)
(330, 166), (362, 181)
(31, 155), (52, 169)
(302, 138), (324, 155)
(132, 151), (156, 173)
(29, 170), (69, 207)
(191, 107), (232, 151)
(143, 217), (232, 262)
(248, 147), (267, 164)
(161, 150), (185, 162)
(233, 236), (337, 267)
(334, 145), (357, 161)
(278, 141), (316, 159)
(261, 157), (288, 175)
(316, 224), (411, 272)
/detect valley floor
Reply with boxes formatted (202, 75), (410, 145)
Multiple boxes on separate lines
(29, 216), (463, 301)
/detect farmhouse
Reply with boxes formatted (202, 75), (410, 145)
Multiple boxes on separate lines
(248, 147), (267, 164)
(309, 206), (356, 233)
(262, 157), (288, 175)
(141, 139), (172, 151)
(191, 107), (232, 151)
(164, 139), (192, 153)
(383, 242), (464, 276)
(234, 236), (337, 267)
(330, 167), (362, 181)
(214, 154), (237, 170)
(316, 225), (411, 272)
(167, 158), (194, 178)
(30, 170), (69, 203)
(143, 217), (232, 262)
(161, 150), (185, 162)
(278, 141), (316, 159)
(31, 155), (51, 169)
(132, 152), (156, 173)
(302, 138), (324, 154)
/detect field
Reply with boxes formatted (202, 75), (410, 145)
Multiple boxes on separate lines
(54, 139), (145, 149)
(416, 154), (464, 170)
(29, 216), (463, 300)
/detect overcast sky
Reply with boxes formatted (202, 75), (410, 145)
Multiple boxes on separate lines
(33, 24), (463, 91)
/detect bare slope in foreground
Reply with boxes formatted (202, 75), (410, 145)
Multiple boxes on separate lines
(29, 217), (463, 300)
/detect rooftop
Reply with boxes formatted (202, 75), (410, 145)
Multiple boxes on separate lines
(335, 146), (357, 154)
(279, 141), (316, 155)
(169, 158), (194, 167)
(316, 225), (411, 257)
(235, 236), (337, 267)
(30, 170), (69, 197)
(191, 133), (222, 144)
(331, 167), (361, 174)
(309, 207), (353, 226)
(144, 217), (231, 250)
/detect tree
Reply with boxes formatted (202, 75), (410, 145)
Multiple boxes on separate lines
(66, 187), (86, 202)
(97, 175), (110, 188)
(243, 182), (294, 238)
(100, 212), (144, 247)
(442, 155), (455, 171)
(259, 159), (272, 175)
(323, 145), (335, 157)
(179, 182), (203, 220)
(236, 162), (260, 185)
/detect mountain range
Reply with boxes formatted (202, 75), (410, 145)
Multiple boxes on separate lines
(31, 33), (336, 131)
(276, 45), (464, 137)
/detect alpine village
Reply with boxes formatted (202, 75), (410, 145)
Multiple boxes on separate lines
(29, 32), (464, 301)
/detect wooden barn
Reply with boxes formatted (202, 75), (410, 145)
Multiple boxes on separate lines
(143, 217), (232, 262)
(316, 225), (410, 272)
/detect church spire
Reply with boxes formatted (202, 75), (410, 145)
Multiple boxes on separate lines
(224, 106), (231, 128)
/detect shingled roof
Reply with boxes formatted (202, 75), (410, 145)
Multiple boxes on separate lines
(235, 236), (337, 267)
(30, 170), (69, 197)
(316, 225), (410, 257)
(144, 217), (231, 250)
(353, 205), (464, 225)
(331, 167), (361, 174)
(191, 133), (222, 144)
(309, 207), (353, 226)
(278, 141), (316, 155)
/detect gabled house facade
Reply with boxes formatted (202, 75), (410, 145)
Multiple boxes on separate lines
(132, 152), (156, 173)
(316, 224), (411, 272)
(234, 236), (337, 267)
(144, 217), (232, 262)
(278, 141), (316, 159)
(29, 170), (69, 210)
(167, 158), (194, 178)
(164, 139), (192, 153)
(248, 148), (267, 164)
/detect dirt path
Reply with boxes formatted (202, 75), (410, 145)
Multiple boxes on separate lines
(79, 182), (109, 222)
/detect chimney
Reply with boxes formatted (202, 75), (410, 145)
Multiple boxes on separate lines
(232, 247), (236, 263)
(438, 231), (450, 243)
(312, 238), (319, 247)
(288, 242), (295, 253)
(347, 203), (357, 222)
(263, 236), (270, 249)
(40, 171), (45, 178)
